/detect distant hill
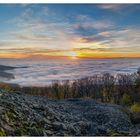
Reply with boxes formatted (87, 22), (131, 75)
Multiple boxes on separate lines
(0, 65), (15, 79)
(0, 65), (28, 80)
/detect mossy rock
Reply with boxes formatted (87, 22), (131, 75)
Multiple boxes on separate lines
(14, 128), (26, 136)
(7, 111), (17, 120)
(28, 127), (45, 136)
(109, 130), (121, 136)
(111, 132), (121, 136)
(0, 128), (6, 136)
(2, 111), (16, 124)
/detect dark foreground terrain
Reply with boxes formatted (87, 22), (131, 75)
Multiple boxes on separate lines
(0, 90), (140, 136)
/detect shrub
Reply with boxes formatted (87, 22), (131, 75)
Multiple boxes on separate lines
(130, 102), (140, 124)
(121, 94), (131, 105)
(0, 83), (13, 92)
(1, 68), (140, 104)
(130, 102), (140, 113)
(0, 128), (6, 136)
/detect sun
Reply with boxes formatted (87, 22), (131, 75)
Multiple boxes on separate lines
(68, 52), (78, 59)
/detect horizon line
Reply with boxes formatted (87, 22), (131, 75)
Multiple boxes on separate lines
(1, 56), (140, 60)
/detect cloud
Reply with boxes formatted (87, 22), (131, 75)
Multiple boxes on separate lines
(98, 4), (123, 11)
(6, 6), (77, 51)
(98, 31), (112, 37)
(73, 26), (140, 56)
(75, 15), (114, 31)
(98, 4), (140, 14)
(4, 7), (115, 51)
(75, 35), (105, 43)
(15, 33), (50, 42)
(74, 47), (140, 55)
(1, 5), (140, 58)
(100, 27), (140, 52)
(0, 44), (74, 56)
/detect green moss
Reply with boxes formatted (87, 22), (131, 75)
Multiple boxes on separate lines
(131, 102), (140, 113)
(0, 128), (6, 136)
(3, 111), (16, 124)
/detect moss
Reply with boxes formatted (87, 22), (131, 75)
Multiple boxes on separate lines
(0, 128), (6, 136)
(131, 102), (140, 113)
(2, 111), (16, 124)
(7, 111), (16, 120)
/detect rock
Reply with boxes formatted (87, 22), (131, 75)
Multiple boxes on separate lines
(130, 112), (140, 124)
(45, 130), (53, 136)
(0, 91), (137, 136)
(28, 127), (45, 136)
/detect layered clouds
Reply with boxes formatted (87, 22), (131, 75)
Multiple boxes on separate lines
(0, 4), (140, 58)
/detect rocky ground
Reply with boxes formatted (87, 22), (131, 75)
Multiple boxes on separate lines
(0, 89), (140, 136)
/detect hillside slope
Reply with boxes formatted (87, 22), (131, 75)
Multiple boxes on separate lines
(0, 90), (139, 136)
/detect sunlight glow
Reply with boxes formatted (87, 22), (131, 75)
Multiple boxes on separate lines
(68, 52), (78, 59)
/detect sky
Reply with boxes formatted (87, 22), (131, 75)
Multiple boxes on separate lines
(0, 4), (140, 59)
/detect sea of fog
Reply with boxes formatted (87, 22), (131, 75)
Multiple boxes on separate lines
(0, 58), (140, 86)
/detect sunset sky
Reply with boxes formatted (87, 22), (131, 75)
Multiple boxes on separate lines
(0, 4), (140, 59)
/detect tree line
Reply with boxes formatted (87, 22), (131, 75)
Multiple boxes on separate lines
(0, 67), (139, 105)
